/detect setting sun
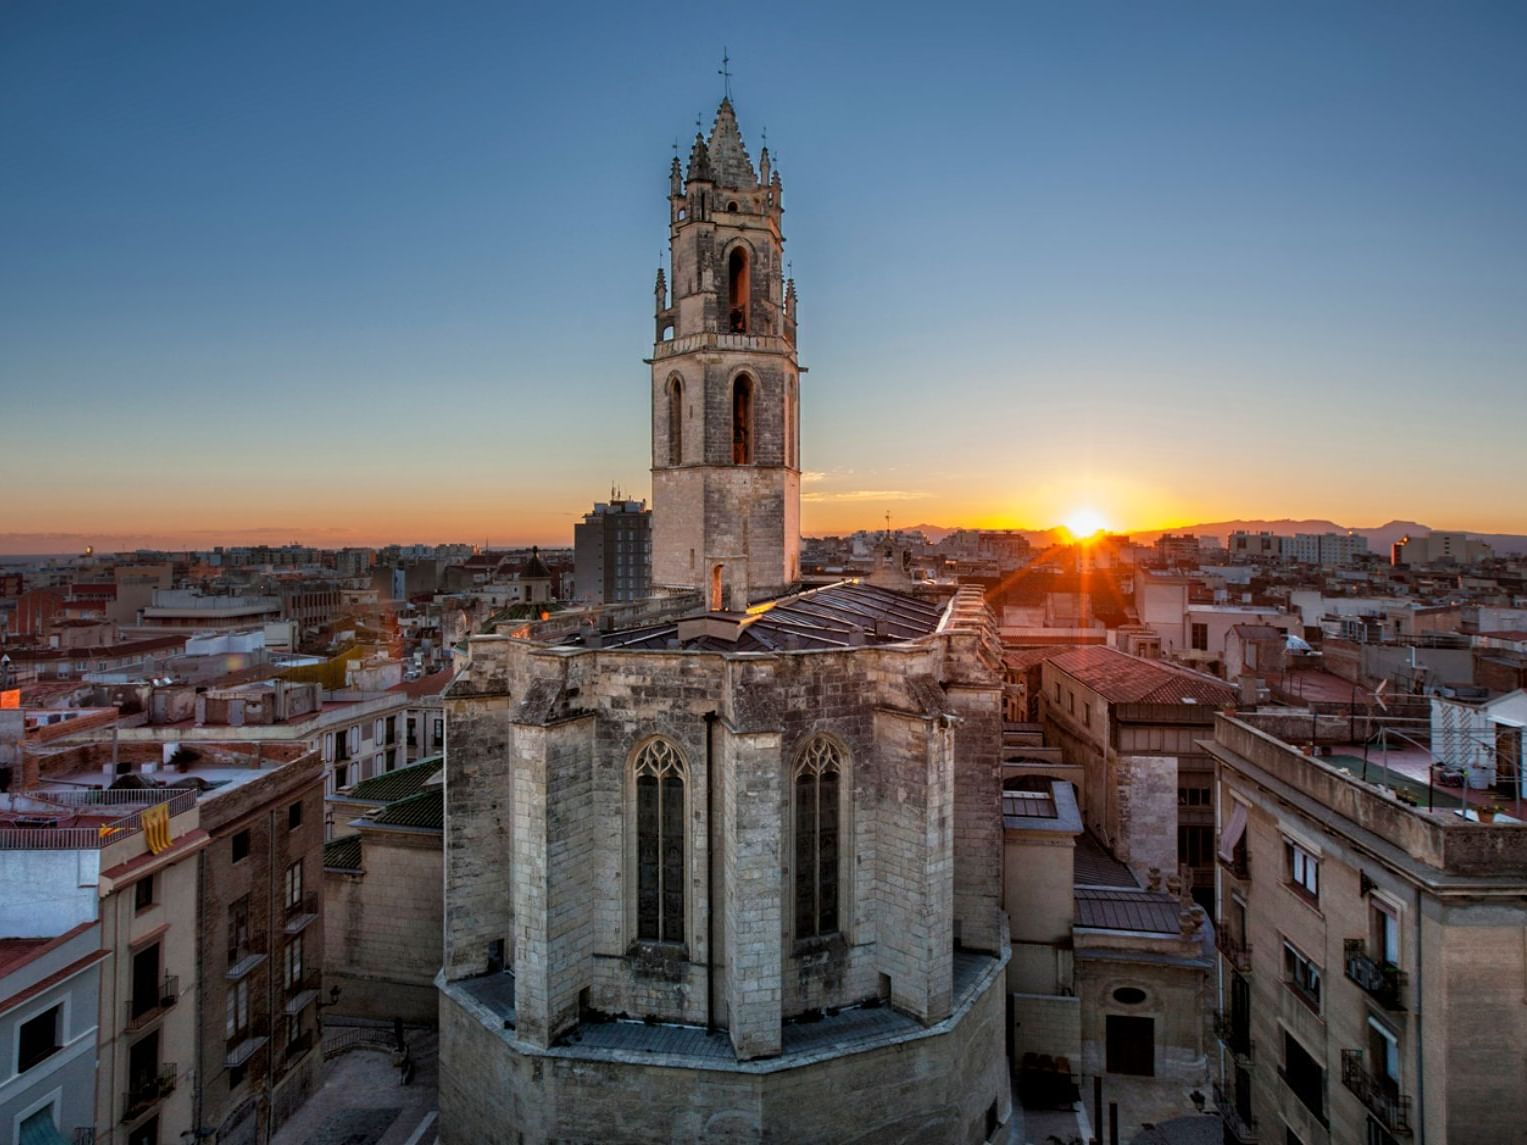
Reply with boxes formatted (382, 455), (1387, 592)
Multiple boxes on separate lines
(1062, 508), (1110, 539)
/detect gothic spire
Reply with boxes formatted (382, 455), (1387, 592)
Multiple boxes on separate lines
(707, 98), (757, 190)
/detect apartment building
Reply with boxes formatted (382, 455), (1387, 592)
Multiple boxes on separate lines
(0, 786), (204, 1144)
(0, 921), (105, 1144)
(1038, 647), (1234, 914)
(1208, 714), (1527, 1144)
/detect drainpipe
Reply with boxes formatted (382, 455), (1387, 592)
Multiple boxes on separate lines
(1413, 883), (1425, 1145)
(704, 709), (718, 1034)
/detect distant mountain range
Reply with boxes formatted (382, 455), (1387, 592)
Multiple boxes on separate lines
(891, 520), (1527, 556)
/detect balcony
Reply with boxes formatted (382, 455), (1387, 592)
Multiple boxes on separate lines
(283, 1029), (315, 1062)
(1217, 928), (1253, 973)
(284, 890), (320, 934)
(1218, 847), (1251, 880)
(1212, 1080), (1259, 1142)
(123, 974), (179, 1032)
(1213, 1009), (1254, 1065)
(285, 967), (322, 1014)
(121, 1063), (176, 1122)
(226, 1018), (270, 1069)
(1341, 1049), (1412, 1135)
(1344, 940), (1407, 1011)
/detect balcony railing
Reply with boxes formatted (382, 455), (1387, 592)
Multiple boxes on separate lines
(1218, 848), (1251, 880)
(226, 1017), (270, 1068)
(121, 1063), (176, 1122)
(1212, 1080), (1259, 1142)
(284, 890), (319, 933)
(1217, 928), (1253, 972)
(284, 1029), (315, 1061)
(1341, 1049), (1412, 1135)
(1344, 940), (1407, 1011)
(1212, 1009), (1254, 1064)
(124, 974), (179, 1032)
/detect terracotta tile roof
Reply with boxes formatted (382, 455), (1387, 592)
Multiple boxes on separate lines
(1003, 647), (1074, 671)
(390, 669), (454, 699)
(1046, 647), (1234, 705)
(1230, 623), (1283, 640)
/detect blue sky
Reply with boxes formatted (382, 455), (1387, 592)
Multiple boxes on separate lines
(2, 1), (1525, 549)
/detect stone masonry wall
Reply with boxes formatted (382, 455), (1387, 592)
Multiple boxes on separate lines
(438, 955), (1009, 1145)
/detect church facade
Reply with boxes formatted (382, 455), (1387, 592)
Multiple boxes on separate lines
(436, 98), (1012, 1145)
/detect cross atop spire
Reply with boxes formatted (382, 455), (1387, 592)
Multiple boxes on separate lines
(718, 47), (732, 101)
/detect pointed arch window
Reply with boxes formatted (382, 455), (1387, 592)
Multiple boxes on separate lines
(634, 739), (686, 943)
(727, 247), (749, 333)
(667, 376), (683, 466)
(732, 375), (753, 465)
(794, 737), (842, 938)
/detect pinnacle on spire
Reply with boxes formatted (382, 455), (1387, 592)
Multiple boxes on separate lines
(669, 154), (682, 197)
(687, 133), (712, 183)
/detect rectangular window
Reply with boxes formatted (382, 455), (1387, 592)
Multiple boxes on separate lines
(1284, 940), (1322, 1011)
(1372, 902), (1400, 965)
(226, 978), (249, 1040)
(433, 718), (444, 743)
(285, 860), (303, 909)
(1285, 840), (1319, 901)
(1282, 1030), (1325, 1123)
(1367, 1017), (1400, 1085)
(135, 873), (155, 912)
(288, 801), (302, 830)
(1177, 824), (1214, 868)
(406, 718), (417, 747)
(285, 934), (304, 990)
(227, 895), (250, 966)
(17, 1004), (62, 1072)
(1191, 622), (1209, 651)
(1178, 786), (1211, 806)
(334, 763), (349, 790)
(232, 829), (251, 863)
(1083, 703), (1092, 728)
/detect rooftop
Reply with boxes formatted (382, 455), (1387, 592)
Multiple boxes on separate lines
(559, 581), (947, 653)
(337, 756), (441, 805)
(1046, 647), (1235, 706)
(1075, 888), (1185, 935)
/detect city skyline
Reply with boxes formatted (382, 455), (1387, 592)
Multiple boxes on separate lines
(4, 2), (1526, 552)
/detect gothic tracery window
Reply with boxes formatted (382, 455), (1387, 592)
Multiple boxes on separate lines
(794, 737), (842, 939)
(727, 247), (749, 333)
(634, 738), (686, 944)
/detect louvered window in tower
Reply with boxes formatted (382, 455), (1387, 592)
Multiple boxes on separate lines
(667, 377), (683, 466)
(794, 737), (842, 938)
(634, 739), (686, 943)
(732, 375), (753, 464)
(727, 247), (749, 332)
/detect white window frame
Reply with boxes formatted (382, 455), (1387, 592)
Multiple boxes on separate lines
(11, 994), (69, 1079)
(12, 1088), (64, 1145)
(1286, 838), (1319, 898)
(1283, 939), (1323, 1012)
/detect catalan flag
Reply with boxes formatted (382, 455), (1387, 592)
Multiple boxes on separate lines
(142, 802), (173, 855)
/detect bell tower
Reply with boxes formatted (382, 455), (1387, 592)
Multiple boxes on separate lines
(649, 98), (801, 609)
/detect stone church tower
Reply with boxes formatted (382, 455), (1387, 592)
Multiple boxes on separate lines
(650, 98), (801, 608)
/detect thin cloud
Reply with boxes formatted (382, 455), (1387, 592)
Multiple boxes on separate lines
(802, 489), (930, 504)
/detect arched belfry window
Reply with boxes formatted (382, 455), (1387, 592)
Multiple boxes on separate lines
(794, 737), (842, 938)
(667, 376), (683, 466)
(727, 247), (749, 333)
(634, 739), (686, 943)
(732, 375), (753, 465)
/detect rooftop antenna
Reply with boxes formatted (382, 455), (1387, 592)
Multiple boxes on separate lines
(718, 47), (732, 101)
